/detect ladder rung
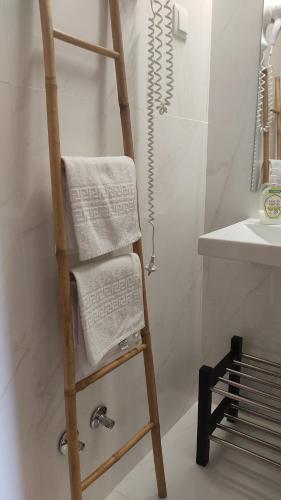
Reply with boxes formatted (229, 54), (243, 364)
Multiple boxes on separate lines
(81, 422), (155, 491)
(76, 344), (147, 392)
(53, 29), (120, 59)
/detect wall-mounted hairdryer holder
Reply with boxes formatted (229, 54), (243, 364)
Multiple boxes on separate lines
(196, 336), (281, 469)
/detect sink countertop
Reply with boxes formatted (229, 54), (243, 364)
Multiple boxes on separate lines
(198, 218), (281, 267)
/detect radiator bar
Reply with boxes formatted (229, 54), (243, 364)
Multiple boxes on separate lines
(218, 377), (281, 404)
(242, 353), (281, 371)
(217, 423), (281, 453)
(224, 413), (281, 439)
(212, 387), (281, 416)
(226, 368), (281, 391)
(209, 435), (281, 469)
(231, 403), (281, 426)
(233, 360), (281, 379)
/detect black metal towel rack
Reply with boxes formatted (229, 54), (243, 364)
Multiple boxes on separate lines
(196, 336), (281, 470)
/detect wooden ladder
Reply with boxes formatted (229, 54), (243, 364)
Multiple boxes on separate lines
(38, 1), (167, 499)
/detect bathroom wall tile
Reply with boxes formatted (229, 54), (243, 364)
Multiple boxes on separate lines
(208, 0), (263, 125)
(0, 84), (16, 207)
(12, 86), (52, 230)
(170, 0), (212, 122)
(0, 0), (9, 83)
(0, 214), (27, 390)
(205, 118), (260, 232)
(0, 85), (31, 500)
(2, 0), (44, 89)
(0, 390), (24, 499)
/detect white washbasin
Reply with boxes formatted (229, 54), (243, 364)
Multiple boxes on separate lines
(198, 218), (281, 267)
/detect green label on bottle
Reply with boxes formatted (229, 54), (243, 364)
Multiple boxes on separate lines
(264, 188), (281, 219)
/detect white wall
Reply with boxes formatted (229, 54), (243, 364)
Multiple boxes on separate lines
(201, 1), (278, 371)
(0, 1), (211, 499)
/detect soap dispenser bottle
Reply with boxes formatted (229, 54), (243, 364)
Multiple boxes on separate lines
(259, 182), (281, 224)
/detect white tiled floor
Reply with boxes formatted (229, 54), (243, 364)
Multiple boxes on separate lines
(106, 404), (281, 500)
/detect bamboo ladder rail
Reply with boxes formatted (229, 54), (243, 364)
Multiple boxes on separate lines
(263, 69), (270, 184)
(275, 76), (281, 159)
(38, 1), (167, 499)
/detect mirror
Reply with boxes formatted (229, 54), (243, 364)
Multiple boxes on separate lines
(251, 0), (281, 191)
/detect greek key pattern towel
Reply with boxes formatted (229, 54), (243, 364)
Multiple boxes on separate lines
(63, 156), (141, 260)
(71, 253), (145, 366)
(71, 281), (142, 380)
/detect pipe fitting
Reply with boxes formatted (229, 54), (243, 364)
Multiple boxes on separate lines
(90, 405), (115, 430)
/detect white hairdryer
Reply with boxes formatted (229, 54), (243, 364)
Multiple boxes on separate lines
(262, 0), (281, 54)
(252, 0), (281, 191)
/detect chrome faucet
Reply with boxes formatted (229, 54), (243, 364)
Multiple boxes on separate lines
(90, 405), (115, 430)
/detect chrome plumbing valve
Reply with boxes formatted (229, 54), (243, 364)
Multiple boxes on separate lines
(90, 405), (115, 430)
(58, 431), (85, 456)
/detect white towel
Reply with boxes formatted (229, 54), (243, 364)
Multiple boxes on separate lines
(71, 253), (145, 367)
(269, 159), (281, 170)
(269, 160), (281, 183)
(71, 281), (142, 379)
(63, 156), (141, 260)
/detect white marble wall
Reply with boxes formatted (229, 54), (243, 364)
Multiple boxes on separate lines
(201, 1), (281, 371)
(0, 1), (211, 499)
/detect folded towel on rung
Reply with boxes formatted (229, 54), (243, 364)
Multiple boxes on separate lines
(269, 159), (281, 183)
(63, 156), (141, 261)
(71, 253), (145, 367)
(71, 281), (142, 379)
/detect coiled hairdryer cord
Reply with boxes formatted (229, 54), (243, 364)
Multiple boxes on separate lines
(146, 0), (174, 275)
(251, 51), (274, 191)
